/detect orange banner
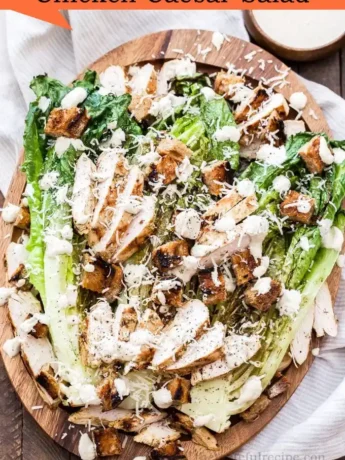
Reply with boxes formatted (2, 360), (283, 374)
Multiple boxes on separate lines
(3, 0), (345, 29)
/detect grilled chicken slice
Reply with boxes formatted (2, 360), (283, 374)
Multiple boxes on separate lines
(240, 395), (271, 423)
(133, 421), (181, 447)
(99, 65), (128, 96)
(113, 195), (156, 263)
(153, 276), (184, 308)
(152, 299), (209, 369)
(137, 308), (164, 335)
(203, 190), (243, 219)
(207, 195), (258, 227)
(69, 406), (167, 431)
(191, 333), (261, 385)
(202, 160), (231, 196)
(266, 376), (290, 399)
(240, 93), (289, 134)
(298, 135), (333, 174)
(166, 322), (225, 375)
(313, 282), (337, 337)
(153, 240), (190, 272)
(172, 412), (218, 451)
(97, 377), (125, 411)
(113, 304), (138, 342)
(260, 109), (286, 145)
(7, 292), (58, 402)
(72, 153), (96, 234)
(148, 154), (179, 187)
(280, 190), (315, 225)
(166, 377), (191, 405)
(235, 85), (269, 123)
(198, 270), (227, 306)
(81, 255), (123, 303)
(93, 428), (122, 456)
(151, 441), (182, 458)
(14, 204), (30, 230)
(284, 120), (306, 137)
(214, 71), (245, 99)
(244, 278), (282, 312)
(45, 107), (89, 138)
(6, 241), (28, 283)
(92, 165), (144, 262)
(128, 64), (157, 121)
(157, 138), (193, 162)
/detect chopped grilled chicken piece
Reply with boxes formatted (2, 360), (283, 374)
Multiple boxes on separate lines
(151, 440), (181, 458)
(81, 255), (123, 303)
(157, 138), (193, 162)
(298, 135), (333, 174)
(192, 223), (251, 269)
(94, 428), (122, 456)
(7, 292), (58, 401)
(72, 153), (96, 234)
(240, 395), (271, 422)
(266, 376), (290, 399)
(166, 322), (225, 375)
(45, 107), (89, 138)
(244, 279), (282, 312)
(6, 241), (28, 282)
(113, 195), (156, 262)
(240, 93), (289, 134)
(36, 364), (61, 401)
(153, 240), (190, 272)
(92, 165), (144, 262)
(138, 308), (164, 334)
(149, 155), (179, 187)
(152, 299), (209, 369)
(172, 412), (218, 451)
(134, 421), (181, 447)
(114, 304), (138, 342)
(280, 190), (315, 224)
(25, 313), (49, 338)
(89, 152), (128, 243)
(166, 377), (191, 405)
(198, 269), (226, 306)
(153, 276), (184, 308)
(235, 85), (269, 123)
(284, 119), (306, 137)
(14, 205), (30, 230)
(128, 64), (157, 121)
(69, 405), (167, 431)
(260, 109), (285, 145)
(99, 65), (128, 96)
(203, 190), (243, 219)
(231, 249), (259, 286)
(202, 160), (231, 196)
(214, 71), (245, 99)
(191, 333), (261, 385)
(85, 301), (114, 367)
(97, 377), (123, 411)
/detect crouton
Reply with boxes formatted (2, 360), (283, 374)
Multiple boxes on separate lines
(266, 376), (290, 399)
(231, 249), (259, 286)
(235, 85), (269, 123)
(81, 255), (123, 303)
(214, 72), (245, 98)
(24, 313), (49, 339)
(280, 190), (315, 224)
(93, 428), (122, 456)
(244, 279), (282, 312)
(166, 377), (191, 405)
(298, 136), (333, 174)
(240, 394), (271, 422)
(129, 94), (153, 122)
(14, 205), (30, 230)
(149, 155), (178, 187)
(138, 308), (164, 334)
(97, 377), (123, 411)
(157, 138), (193, 162)
(44, 107), (89, 138)
(153, 276), (184, 308)
(198, 269), (227, 306)
(202, 160), (231, 196)
(153, 240), (190, 272)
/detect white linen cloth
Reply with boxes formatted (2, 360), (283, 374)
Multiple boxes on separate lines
(1, 10), (345, 459)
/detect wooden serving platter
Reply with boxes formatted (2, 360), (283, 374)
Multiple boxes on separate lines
(0, 29), (340, 459)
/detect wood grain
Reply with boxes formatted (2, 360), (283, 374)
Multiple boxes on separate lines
(0, 30), (339, 459)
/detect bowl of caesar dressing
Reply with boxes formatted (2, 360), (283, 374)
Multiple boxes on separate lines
(244, 10), (345, 61)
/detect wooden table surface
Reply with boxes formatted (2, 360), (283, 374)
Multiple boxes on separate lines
(1, 46), (345, 460)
